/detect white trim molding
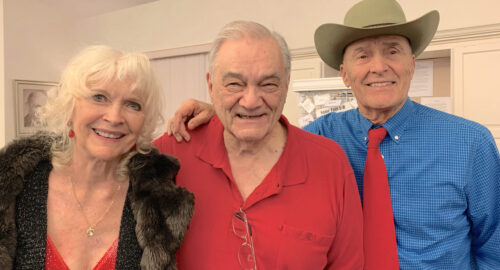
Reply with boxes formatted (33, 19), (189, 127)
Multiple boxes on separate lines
(290, 46), (319, 60)
(431, 23), (500, 45)
(146, 43), (211, 60)
(292, 77), (349, 92)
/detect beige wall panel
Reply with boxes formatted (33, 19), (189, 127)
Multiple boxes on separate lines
(458, 42), (500, 148)
(433, 57), (451, 98)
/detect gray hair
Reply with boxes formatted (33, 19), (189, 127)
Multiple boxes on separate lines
(41, 45), (163, 179)
(208, 20), (291, 79)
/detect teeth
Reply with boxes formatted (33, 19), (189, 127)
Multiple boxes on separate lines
(94, 129), (123, 139)
(369, 82), (393, 87)
(238, 114), (261, 119)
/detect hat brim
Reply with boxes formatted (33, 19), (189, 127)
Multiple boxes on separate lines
(314, 10), (439, 70)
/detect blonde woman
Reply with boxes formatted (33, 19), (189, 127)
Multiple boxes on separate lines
(0, 45), (193, 269)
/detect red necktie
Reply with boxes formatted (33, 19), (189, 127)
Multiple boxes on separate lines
(363, 127), (399, 269)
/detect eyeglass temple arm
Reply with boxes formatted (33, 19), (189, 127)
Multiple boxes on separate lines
(234, 212), (253, 236)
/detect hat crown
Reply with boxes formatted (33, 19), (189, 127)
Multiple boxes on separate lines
(344, 0), (407, 28)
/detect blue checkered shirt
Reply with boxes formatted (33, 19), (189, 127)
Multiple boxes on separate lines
(304, 98), (500, 269)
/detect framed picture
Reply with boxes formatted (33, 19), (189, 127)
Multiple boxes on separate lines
(14, 80), (58, 137)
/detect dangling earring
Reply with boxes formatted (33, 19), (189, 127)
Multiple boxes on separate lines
(67, 121), (74, 138)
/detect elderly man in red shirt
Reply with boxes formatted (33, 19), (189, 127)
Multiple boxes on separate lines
(154, 20), (363, 270)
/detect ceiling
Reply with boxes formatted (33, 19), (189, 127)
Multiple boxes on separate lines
(39, 0), (159, 19)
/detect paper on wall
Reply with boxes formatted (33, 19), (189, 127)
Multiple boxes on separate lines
(420, 97), (452, 113)
(300, 98), (315, 113)
(316, 107), (332, 118)
(346, 99), (358, 110)
(313, 93), (331, 106)
(325, 99), (342, 107)
(409, 60), (433, 97)
(298, 114), (315, 127)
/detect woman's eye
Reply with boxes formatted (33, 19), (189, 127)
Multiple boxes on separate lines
(127, 101), (142, 111)
(92, 94), (107, 102)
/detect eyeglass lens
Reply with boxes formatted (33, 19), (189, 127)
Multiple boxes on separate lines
(232, 210), (257, 270)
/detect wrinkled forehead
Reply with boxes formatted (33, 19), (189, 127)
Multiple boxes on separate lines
(215, 37), (285, 77)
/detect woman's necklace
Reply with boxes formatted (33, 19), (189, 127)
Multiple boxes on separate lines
(67, 176), (121, 237)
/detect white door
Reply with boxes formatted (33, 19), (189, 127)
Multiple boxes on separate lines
(453, 40), (500, 149)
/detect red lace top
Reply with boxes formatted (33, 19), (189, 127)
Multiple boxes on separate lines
(45, 235), (118, 270)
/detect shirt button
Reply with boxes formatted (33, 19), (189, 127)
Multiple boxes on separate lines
(395, 135), (399, 140)
(364, 137), (367, 141)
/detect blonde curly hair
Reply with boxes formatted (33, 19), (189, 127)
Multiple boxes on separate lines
(41, 45), (163, 179)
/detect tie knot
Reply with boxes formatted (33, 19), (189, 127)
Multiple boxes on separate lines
(368, 127), (387, 148)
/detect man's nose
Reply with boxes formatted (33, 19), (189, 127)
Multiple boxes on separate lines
(239, 86), (262, 109)
(370, 54), (389, 73)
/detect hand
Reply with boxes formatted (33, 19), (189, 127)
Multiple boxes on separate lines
(167, 98), (215, 142)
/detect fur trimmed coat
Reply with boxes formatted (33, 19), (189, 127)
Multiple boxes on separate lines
(0, 133), (194, 269)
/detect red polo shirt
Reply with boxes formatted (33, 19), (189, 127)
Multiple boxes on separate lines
(154, 116), (363, 269)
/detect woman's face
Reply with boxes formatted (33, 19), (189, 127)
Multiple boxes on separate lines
(71, 79), (145, 162)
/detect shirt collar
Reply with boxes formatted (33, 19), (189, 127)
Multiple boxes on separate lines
(196, 115), (307, 187)
(196, 116), (230, 173)
(356, 98), (415, 144)
(274, 116), (308, 187)
(383, 98), (415, 143)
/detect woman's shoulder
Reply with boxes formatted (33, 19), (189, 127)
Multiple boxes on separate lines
(127, 149), (193, 205)
(0, 132), (55, 194)
(127, 148), (194, 266)
(128, 148), (180, 184)
(0, 133), (55, 268)
(0, 132), (55, 161)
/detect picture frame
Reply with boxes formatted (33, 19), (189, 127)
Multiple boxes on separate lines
(14, 80), (58, 137)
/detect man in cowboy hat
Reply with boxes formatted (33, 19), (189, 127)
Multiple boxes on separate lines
(164, 0), (500, 269)
(311, 0), (499, 269)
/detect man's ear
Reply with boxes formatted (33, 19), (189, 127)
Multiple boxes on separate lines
(206, 72), (213, 98)
(340, 64), (350, 88)
(409, 55), (416, 80)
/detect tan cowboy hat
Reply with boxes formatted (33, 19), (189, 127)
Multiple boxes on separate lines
(314, 0), (439, 70)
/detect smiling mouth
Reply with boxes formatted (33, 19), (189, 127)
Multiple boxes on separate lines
(236, 113), (265, 119)
(367, 81), (395, 87)
(93, 128), (125, 139)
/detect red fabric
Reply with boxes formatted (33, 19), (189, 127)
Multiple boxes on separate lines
(363, 127), (399, 269)
(45, 235), (118, 270)
(154, 115), (363, 270)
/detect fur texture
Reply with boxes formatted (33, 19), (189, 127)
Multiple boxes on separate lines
(0, 133), (194, 269)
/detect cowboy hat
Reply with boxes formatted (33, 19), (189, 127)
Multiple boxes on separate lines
(314, 0), (439, 70)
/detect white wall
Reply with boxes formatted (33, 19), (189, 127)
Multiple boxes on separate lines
(3, 0), (90, 144)
(3, 0), (500, 144)
(77, 0), (500, 51)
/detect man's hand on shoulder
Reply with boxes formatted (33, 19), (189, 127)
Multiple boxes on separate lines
(167, 98), (215, 142)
